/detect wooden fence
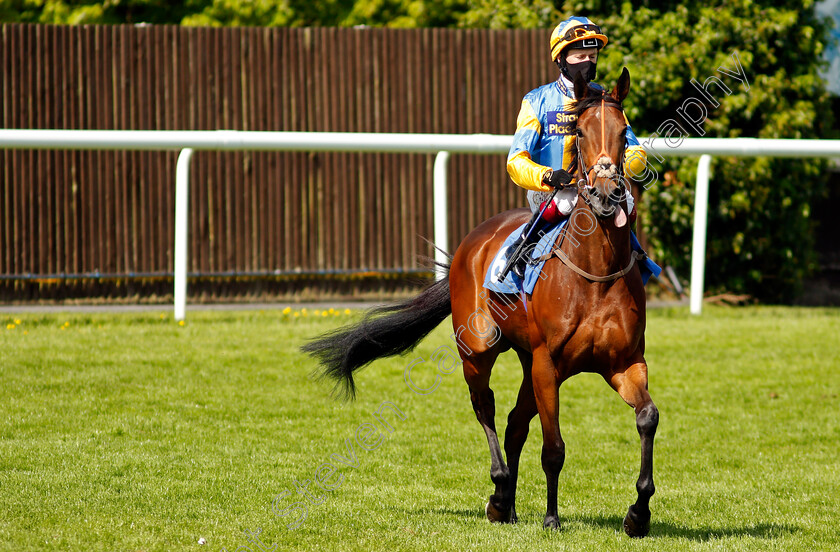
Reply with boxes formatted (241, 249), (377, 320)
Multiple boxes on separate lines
(0, 24), (556, 301)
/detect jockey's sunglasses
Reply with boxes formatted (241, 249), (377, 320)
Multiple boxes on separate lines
(563, 24), (601, 42)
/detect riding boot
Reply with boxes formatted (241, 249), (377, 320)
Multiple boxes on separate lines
(511, 211), (552, 279)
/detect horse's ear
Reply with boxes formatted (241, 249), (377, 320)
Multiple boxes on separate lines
(612, 67), (630, 102)
(573, 71), (589, 100)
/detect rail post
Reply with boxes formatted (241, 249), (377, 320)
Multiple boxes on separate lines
(174, 148), (194, 321)
(690, 154), (712, 315)
(433, 151), (450, 280)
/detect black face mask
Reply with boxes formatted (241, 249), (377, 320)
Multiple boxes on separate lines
(561, 59), (597, 83)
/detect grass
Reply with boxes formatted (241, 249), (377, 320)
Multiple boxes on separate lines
(0, 305), (838, 551)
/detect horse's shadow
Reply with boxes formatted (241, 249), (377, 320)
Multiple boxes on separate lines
(408, 506), (484, 520)
(575, 513), (798, 541)
(410, 508), (798, 542)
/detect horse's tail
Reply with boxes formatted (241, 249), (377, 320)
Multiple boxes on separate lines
(302, 263), (452, 399)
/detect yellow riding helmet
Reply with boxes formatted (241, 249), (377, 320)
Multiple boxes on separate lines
(550, 16), (608, 61)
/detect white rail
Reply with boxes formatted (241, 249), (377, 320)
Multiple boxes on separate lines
(1, 129), (839, 318)
(0, 129), (511, 153)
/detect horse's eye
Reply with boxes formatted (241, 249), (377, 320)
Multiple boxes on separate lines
(575, 129), (583, 138)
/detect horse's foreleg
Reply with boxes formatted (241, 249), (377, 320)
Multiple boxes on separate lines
(463, 355), (514, 523)
(607, 361), (659, 538)
(532, 348), (564, 530)
(500, 349), (538, 523)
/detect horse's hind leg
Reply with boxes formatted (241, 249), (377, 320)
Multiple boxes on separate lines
(462, 352), (516, 523)
(501, 349), (538, 523)
(606, 361), (659, 538)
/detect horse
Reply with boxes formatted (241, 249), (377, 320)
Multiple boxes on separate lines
(303, 68), (658, 538)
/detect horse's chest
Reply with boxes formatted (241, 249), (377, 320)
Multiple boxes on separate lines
(551, 310), (643, 371)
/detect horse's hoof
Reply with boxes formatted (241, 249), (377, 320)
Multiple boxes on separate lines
(623, 505), (650, 538)
(485, 500), (515, 523)
(542, 515), (561, 530)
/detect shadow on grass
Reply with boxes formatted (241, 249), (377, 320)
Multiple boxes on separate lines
(575, 514), (799, 541)
(408, 507), (799, 542)
(408, 506), (486, 520)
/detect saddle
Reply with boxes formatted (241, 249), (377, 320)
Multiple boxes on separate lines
(483, 222), (660, 295)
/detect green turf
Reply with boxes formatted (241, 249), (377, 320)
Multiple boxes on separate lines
(1, 306), (838, 551)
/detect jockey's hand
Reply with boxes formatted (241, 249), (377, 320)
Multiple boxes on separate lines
(543, 168), (574, 189)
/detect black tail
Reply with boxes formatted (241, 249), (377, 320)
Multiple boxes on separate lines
(302, 267), (452, 399)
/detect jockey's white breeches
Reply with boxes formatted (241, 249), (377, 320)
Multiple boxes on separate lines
(526, 187), (634, 216)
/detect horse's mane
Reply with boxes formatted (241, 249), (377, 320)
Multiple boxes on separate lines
(567, 86), (624, 174)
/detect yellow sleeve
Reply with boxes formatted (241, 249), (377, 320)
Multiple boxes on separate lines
(624, 146), (647, 180)
(507, 152), (553, 192)
(506, 100), (553, 193)
(622, 112), (648, 179)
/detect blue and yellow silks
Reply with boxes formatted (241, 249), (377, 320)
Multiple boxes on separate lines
(506, 79), (647, 193)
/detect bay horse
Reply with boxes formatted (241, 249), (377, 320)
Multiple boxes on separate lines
(303, 68), (658, 538)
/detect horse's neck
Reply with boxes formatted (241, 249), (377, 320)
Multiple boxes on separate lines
(564, 208), (632, 275)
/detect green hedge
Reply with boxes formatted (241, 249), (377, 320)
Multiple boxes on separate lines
(590, 0), (836, 302)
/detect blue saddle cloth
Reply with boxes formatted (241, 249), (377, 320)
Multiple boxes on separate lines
(483, 221), (661, 295)
(483, 220), (568, 295)
(630, 232), (662, 284)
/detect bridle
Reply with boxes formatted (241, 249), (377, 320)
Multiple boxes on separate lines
(540, 93), (645, 283)
(573, 95), (627, 207)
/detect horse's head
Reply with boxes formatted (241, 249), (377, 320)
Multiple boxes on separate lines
(572, 68), (632, 225)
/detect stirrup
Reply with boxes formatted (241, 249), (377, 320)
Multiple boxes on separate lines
(512, 251), (531, 279)
(511, 219), (547, 279)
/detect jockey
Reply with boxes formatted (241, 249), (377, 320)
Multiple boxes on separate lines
(505, 16), (648, 279)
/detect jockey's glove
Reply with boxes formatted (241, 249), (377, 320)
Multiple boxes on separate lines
(543, 168), (574, 189)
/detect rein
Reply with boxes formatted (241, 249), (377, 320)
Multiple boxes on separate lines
(534, 235), (645, 283)
(553, 248), (643, 283)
